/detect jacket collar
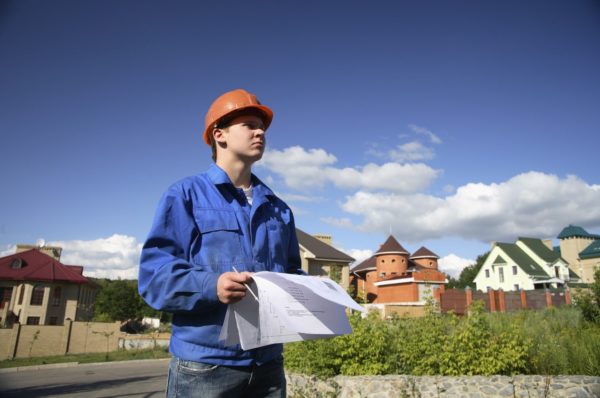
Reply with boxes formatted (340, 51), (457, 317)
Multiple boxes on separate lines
(206, 163), (275, 200)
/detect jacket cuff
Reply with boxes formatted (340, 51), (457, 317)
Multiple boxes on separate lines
(199, 272), (220, 304)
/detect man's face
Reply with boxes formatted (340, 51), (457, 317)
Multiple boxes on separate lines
(218, 114), (266, 162)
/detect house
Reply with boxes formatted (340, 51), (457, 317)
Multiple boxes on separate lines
(557, 225), (600, 284)
(474, 237), (582, 292)
(350, 235), (447, 304)
(296, 229), (355, 289)
(0, 247), (98, 327)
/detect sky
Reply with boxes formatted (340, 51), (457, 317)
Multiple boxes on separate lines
(1, 0), (599, 279)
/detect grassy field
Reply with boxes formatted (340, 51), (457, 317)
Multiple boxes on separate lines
(0, 348), (171, 369)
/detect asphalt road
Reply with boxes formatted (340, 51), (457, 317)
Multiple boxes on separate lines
(0, 359), (170, 398)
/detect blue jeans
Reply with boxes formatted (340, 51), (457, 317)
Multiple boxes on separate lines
(166, 356), (286, 398)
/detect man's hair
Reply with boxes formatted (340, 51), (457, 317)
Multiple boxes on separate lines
(209, 108), (268, 162)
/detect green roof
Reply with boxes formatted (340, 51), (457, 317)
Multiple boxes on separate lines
(557, 225), (600, 239)
(579, 239), (600, 259)
(518, 237), (561, 263)
(495, 243), (547, 278)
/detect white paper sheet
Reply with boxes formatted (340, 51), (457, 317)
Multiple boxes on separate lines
(219, 272), (365, 350)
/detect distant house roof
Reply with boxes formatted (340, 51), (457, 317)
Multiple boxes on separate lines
(495, 243), (548, 278)
(296, 229), (355, 263)
(350, 256), (376, 273)
(0, 249), (90, 284)
(410, 246), (439, 259)
(375, 236), (408, 255)
(518, 237), (562, 263)
(557, 225), (600, 239)
(579, 239), (600, 259)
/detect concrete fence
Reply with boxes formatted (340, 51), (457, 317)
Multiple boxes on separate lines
(0, 320), (121, 360)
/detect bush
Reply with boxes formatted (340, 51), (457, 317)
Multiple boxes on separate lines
(284, 304), (599, 377)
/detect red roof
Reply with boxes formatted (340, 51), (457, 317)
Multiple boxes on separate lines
(410, 246), (439, 259)
(0, 249), (90, 284)
(375, 236), (408, 255)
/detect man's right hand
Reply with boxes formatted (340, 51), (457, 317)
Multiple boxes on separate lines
(217, 272), (253, 304)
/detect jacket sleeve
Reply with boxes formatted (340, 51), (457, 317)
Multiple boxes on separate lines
(286, 210), (305, 275)
(138, 186), (220, 313)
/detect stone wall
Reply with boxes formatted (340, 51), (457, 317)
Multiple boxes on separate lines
(286, 373), (600, 398)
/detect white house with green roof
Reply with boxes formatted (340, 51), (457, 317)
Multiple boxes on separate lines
(557, 225), (600, 284)
(474, 237), (582, 292)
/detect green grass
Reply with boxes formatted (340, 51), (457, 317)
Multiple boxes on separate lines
(0, 348), (171, 369)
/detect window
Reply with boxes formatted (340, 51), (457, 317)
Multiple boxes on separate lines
(0, 287), (12, 309)
(514, 284), (519, 291)
(52, 287), (62, 307)
(379, 272), (386, 278)
(26, 317), (40, 325)
(49, 316), (58, 325)
(555, 267), (560, 278)
(18, 285), (24, 304)
(485, 269), (490, 278)
(499, 268), (504, 283)
(512, 266), (517, 275)
(30, 285), (45, 306)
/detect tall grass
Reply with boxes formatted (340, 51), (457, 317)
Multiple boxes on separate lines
(284, 305), (600, 377)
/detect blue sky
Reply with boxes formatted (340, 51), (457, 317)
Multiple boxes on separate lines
(1, 0), (599, 278)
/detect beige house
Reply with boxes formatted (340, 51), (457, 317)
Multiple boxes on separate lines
(557, 225), (600, 284)
(296, 229), (354, 289)
(0, 247), (98, 327)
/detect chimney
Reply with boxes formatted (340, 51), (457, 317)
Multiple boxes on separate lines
(313, 234), (332, 246)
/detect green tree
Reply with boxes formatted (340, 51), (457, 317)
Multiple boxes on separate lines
(574, 268), (600, 324)
(447, 252), (489, 289)
(93, 279), (143, 322)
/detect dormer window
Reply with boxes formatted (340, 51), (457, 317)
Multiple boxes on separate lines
(10, 258), (23, 269)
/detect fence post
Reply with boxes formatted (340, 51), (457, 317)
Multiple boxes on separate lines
(520, 289), (528, 309)
(498, 289), (506, 312)
(564, 287), (572, 306)
(488, 288), (496, 312)
(61, 319), (73, 355)
(545, 289), (553, 309)
(9, 323), (21, 359)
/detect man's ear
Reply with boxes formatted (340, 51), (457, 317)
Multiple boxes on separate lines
(212, 127), (227, 144)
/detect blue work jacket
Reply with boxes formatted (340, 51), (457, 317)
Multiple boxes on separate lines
(138, 164), (302, 366)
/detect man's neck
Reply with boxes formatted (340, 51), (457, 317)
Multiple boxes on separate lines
(216, 158), (253, 188)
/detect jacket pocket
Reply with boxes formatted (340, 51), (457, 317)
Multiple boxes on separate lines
(193, 209), (245, 267)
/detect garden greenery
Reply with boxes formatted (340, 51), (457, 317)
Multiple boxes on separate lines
(284, 302), (600, 377)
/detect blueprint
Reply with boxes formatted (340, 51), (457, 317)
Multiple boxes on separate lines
(219, 272), (365, 350)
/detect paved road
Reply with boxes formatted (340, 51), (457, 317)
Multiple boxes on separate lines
(0, 359), (170, 398)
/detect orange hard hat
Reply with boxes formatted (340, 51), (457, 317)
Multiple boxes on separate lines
(203, 89), (273, 145)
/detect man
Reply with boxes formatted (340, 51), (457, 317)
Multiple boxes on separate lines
(138, 89), (302, 397)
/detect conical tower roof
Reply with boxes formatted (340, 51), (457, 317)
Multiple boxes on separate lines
(375, 236), (408, 255)
(410, 246), (439, 259)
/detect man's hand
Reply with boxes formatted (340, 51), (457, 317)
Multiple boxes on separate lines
(217, 271), (253, 304)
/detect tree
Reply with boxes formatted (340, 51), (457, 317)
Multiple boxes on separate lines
(446, 252), (489, 289)
(93, 279), (143, 322)
(574, 268), (600, 324)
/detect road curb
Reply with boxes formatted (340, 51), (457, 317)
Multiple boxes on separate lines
(0, 357), (170, 373)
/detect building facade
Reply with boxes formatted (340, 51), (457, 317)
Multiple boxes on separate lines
(350, 236), (447, 305)
(474, 237), (581, 292)
(557, 225), (600, 284)
(0, 248), (98, 327)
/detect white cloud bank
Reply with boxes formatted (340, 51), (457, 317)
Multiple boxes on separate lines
(438, 254), (474, 278)
(259, 146), (440, 193)
(332, 172), (600, 243)
(50, 234), (142, 280)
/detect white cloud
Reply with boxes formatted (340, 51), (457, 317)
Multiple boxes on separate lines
(50, 234), (142, 280)
(347, 249), (373, 268)
(0, 244), (16, 258)
(438, 254), (474, 278)
(388, 141), (435, 162)
(338, 172), (600, 243)
(259, 146), (441, 193)
(409, 124), (442, 144)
